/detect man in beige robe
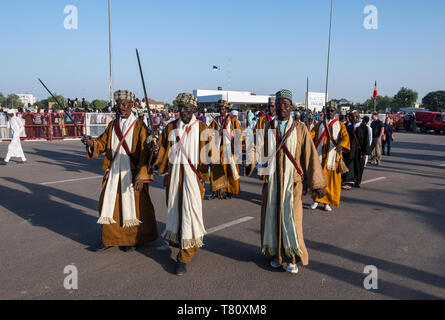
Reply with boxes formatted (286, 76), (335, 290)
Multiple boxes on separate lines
(247, 89), (327, 274)
(151, 92), (214, 275)
(83, 90), (158, 252)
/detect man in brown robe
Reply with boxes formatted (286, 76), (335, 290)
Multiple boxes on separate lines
(151, 92), (214, 275)
(246, 89), (327, 274)
(83, 90), (158, 252)
(208, 99), (243, 200)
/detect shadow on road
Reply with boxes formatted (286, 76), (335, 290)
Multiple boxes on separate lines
(307, 240), (445, 299)
(1, 177), (99, 247)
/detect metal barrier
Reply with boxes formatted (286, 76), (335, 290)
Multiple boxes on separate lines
(0, 111), (251, 141)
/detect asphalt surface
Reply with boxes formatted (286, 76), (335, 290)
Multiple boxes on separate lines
(0, 132), (444, 300)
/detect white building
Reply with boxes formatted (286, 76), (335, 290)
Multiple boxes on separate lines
(193, 89), (271, 109)
(16, 94), (36, 107)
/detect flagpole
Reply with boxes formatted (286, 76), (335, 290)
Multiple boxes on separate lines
(108, 0), (114, 108)
(373, 80), (377, 113)
(324, 0), (334, 111)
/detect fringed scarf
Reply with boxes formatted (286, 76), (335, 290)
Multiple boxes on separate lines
(162, 115), (207, 249)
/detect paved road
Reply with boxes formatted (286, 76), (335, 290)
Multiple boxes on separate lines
(0, 132), (444, 300)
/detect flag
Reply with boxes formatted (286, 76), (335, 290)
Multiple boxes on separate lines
(373, 81), (378, 99)
(213, 65), (220, 71)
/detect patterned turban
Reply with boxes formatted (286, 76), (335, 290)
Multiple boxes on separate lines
(114, 90), (135, 102)
(276, 89), (292, 104)
(175, 92), (198, 108)
(218, 99), (229, 108)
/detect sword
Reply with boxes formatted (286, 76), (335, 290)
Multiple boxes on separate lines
(38, 78), (90, 143)
(135, 49), (155, 139)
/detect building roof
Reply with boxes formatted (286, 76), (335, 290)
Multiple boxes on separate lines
(146, 98), (164, 106)
(194, 89), (271, 105)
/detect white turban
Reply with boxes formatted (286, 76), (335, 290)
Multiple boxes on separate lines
(7, 109), (15, 115)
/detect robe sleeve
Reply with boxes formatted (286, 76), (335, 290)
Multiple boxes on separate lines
(245, 119), (267, 177)
(310, 121), (321, 145)
(338, 122), (350, 152)
(299, 125), (327, 191)
(153, 122), (171, 173)
(135, 122), (154, 182)
(87, 121), (112, 159)
(232, 117), (244, 141)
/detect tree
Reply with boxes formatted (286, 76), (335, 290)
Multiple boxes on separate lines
(422, 91), (445, 111)
(393, 87), (418, 111)
(0, 93), (5, 107)
(171, 100), (180, 111)
(35, 99), (48, 110)
(6, 94), (23, 109)
(164, 103), (173, 112)
(47, 94), (66, 110)
(91, 99), (109, 111)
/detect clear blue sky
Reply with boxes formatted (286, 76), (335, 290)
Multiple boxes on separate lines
(1, 0), (444, 104)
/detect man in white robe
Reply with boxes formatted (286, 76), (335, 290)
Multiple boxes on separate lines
(1, 110), (27, 165)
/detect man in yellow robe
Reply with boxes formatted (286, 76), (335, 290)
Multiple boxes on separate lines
(310, 105), (350, 211)
(83, 90), (158, 252)
(208, 99), (243, 199)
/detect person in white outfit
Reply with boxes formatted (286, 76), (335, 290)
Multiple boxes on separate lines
(1, 110), (27, 165)
(362, 116), (373, 167)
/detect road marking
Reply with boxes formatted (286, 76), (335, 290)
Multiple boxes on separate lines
(207, 216), (254, 234)
(39, 176), (102, 185)
(439, 164), (445, 167)
(361, 177), (387, 185)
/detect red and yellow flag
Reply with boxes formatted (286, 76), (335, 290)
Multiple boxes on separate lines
(373, 81), (378, 99)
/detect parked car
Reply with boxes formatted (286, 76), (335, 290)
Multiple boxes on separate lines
(415, 111), (445, 133)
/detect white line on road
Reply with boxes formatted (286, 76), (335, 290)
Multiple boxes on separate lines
(439, 164), (445, 167)
(207, 216), (254, 234)
(361, 177), (387, 185)
(39, 176), (102, 185)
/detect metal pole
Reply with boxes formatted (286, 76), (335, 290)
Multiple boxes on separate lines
(324, 0), (334, 109)
(108, 0), (114, 108)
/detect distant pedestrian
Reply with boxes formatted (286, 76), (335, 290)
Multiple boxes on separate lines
(382, 118), (394, 156)
(0, 110), (27, 165)
(342, 111), (370, 189)
(370, 112), (384, 165)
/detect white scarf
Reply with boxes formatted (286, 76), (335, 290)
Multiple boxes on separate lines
(163, 115), (207, 249)
(317, 119), (340, 171)
(263, 118), (301, 258)
(216, 116), (240, 180)
(98, 113), (141, 227)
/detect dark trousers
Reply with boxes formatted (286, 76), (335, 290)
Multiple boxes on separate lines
(382, 139), (392, 155)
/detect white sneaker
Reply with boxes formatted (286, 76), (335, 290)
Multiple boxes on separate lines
(324, 204), (332, 212)
(310, 202), (319, 210)
(287, 263), (299, 274)
(269, 259), (282, 269)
